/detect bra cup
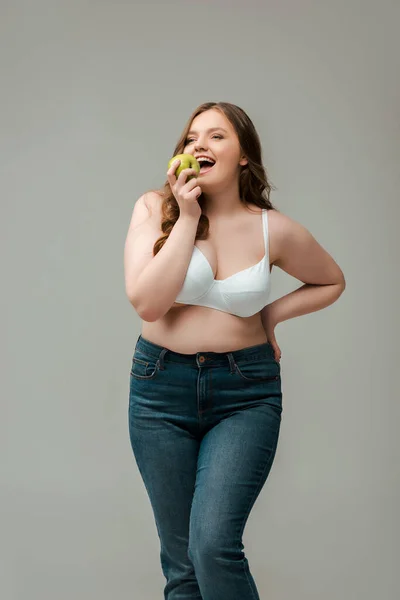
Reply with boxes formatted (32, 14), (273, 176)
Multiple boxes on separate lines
(175, 249), (215, 302)
(219, 260), (269, 291)
(220, 268), (271, 317)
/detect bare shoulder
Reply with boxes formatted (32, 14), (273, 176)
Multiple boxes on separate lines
(267, 208), (316, 252)
(267, 208), (345, 286)
(266, 208), (294, 265)
(126, 190), (164, 235)
(143, 190), (164, 223)
(267, 207), (300, 234)
(124, 191), (164, 302)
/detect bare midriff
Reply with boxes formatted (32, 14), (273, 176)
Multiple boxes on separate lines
(141, 304), (270, 353)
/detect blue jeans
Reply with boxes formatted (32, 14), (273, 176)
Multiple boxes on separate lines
(128, 334), (283, 600)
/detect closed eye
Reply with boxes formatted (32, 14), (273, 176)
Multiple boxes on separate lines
(186, 135), (223, 143)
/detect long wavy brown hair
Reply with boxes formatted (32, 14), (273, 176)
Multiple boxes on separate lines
(149, 102), (277, 256)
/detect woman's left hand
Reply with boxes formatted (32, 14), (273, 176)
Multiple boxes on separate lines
(261, 304), (281, 362)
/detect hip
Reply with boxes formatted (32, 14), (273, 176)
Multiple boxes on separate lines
(128, 334), (283, 423)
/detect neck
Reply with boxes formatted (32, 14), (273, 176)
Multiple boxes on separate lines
(200, 180), (245, 219)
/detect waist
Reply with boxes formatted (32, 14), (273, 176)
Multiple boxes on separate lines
(141, 305), (268, 353)
(135, 333), (276, 366)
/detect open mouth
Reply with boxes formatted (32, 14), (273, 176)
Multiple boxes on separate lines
(198, 159), (216, 175)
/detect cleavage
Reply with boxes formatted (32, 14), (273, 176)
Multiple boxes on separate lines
(195, 236), (265, 281)
(195, 208), (266, 280)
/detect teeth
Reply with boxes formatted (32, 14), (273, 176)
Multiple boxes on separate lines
(197, 157), (215, 164)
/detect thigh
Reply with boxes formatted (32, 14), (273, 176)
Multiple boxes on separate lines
(128, 367), (200, 548)
(189, 404), (281, 548)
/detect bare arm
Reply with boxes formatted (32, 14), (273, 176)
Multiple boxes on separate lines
(263, 211), (346, 325)
(124, 193), (199, 321)
(272, 211), (345, 286)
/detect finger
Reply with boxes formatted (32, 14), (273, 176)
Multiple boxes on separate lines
(177, 168), (198, 185)
(271, 341), (280, 361)
(167, 159), (181, 184)
(184, 176), (201, 191)
(167, 159), (180, 175)
(188, 186), (202, 199)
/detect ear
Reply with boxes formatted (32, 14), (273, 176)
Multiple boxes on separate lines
(239, 155), (248, 167)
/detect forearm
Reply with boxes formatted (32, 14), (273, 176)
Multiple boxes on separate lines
(263, 282), (345, 326)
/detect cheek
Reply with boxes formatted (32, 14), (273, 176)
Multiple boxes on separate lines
(216, 145), (238, 163)
(218, 153), (238, 172)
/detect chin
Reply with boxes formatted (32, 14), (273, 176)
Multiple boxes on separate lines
(200, 169), (222, 184)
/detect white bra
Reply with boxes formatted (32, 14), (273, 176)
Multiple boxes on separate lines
(174, 208), (272, 317)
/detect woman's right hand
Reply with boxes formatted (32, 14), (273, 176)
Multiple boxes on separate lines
(167, 160), (202, 220)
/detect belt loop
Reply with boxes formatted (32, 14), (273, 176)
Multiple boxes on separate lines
(158, 348), (168, 370)
(227, 352), (236, 375)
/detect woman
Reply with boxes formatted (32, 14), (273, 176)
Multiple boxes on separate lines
(124, 102), (345, 599)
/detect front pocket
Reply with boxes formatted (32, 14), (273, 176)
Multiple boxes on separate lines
(130, 356), (159, 380)
(234, 358), (280, 382)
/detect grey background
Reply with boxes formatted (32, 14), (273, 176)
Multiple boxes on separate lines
(2, 1), (399, 599)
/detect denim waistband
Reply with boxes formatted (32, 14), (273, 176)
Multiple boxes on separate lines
(134, 334), (276, 367)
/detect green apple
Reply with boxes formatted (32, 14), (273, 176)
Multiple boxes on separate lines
(168, 153), (200, 181)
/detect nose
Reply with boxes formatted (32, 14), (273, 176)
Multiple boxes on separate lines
(194, 135), (208, 152)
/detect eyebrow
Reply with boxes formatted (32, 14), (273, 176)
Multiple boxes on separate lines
(186, 127), (228, 136)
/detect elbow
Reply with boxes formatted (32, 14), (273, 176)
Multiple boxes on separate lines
(333, 266), (346, 291)
(334, 274), (346, 299)
(139, 305), (171, 322)
(139, 310), (160, 322)
(126, 292), (162, 322)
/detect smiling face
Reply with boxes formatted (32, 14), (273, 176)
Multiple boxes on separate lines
(182, 109), (248, 187)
